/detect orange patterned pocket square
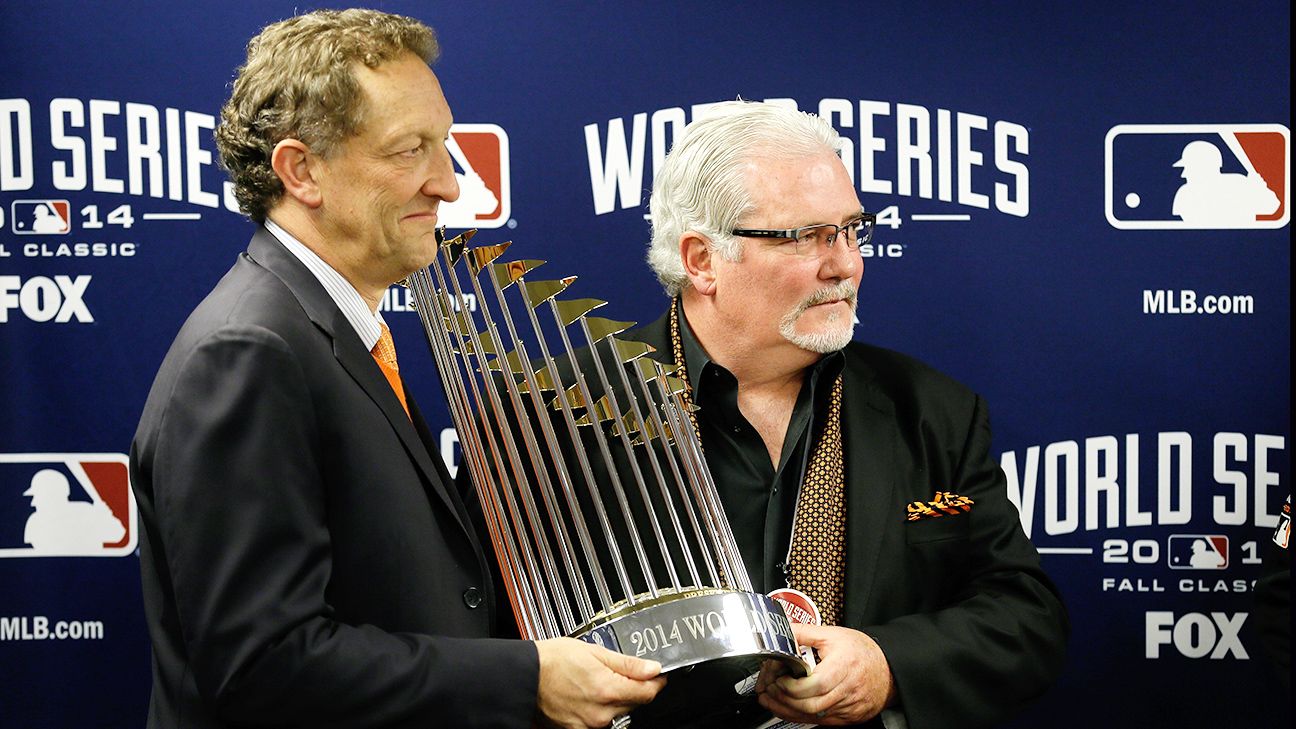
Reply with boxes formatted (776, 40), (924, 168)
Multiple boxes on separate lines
(906, 491), (975, 521)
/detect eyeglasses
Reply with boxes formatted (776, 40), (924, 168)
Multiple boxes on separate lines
(731, 211), (875, 257)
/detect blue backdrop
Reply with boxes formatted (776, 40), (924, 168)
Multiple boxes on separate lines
(1, 1), (1289, 726)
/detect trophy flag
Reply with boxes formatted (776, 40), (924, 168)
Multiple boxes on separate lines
(405, 229), (810, 724)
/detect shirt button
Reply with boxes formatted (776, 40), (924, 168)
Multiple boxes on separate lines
(732, 425), (742, 434)
(463, 587), (483, 609)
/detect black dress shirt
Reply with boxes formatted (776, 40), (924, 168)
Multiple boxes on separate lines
(676, 312), (845, 594)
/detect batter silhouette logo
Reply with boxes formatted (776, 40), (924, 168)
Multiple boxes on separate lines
(1167, 534), (1229, 570)
(438, 124), (511, 229)
(1105, 124), (1289, 229)
(0, 453), (136, 557)
(9, 200), (71, 235)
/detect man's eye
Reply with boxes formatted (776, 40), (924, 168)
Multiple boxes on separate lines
(797, 228), (823, 244)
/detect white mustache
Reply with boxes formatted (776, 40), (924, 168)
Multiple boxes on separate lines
(799, 281), (858, 311)
(779, 280), (859, 354)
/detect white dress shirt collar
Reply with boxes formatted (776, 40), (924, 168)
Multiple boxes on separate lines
(264, 218), (385, 351)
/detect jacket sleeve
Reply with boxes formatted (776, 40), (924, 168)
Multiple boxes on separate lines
(145, 324), (538, 728)
(1252, 502), (1291, 686)
(864, 394), (1069, 729)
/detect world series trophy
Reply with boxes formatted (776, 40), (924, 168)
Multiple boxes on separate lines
(405, 229), (811, 725)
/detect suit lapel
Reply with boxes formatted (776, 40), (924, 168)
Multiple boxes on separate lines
(841, 355), (899, 628)
(633, 309), (897, 626)
(407, 388), (470, 522)
(246, 229), (469, 535)
(331, 329), (470, 533)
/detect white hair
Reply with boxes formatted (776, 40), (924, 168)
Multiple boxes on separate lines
(647, 100), (842, 296)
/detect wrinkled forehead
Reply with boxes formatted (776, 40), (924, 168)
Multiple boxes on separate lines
(350, 55), (452, 137)
(740, 150), (859, 218)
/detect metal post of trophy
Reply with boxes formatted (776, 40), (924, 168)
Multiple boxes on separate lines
(405, 229), (809, 724)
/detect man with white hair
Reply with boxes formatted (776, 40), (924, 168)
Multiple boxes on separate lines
(622, 100), (1068, 728)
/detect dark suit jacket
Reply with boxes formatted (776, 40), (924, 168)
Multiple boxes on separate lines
(130, 228), (538, 728)
(615, 311), (1069, 729)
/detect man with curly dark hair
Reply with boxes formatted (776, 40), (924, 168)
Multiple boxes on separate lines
(131, 9), (664, 728)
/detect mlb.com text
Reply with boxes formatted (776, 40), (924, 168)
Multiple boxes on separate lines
(1143, 290), (1255, 316)
(0, 615), (104, 641)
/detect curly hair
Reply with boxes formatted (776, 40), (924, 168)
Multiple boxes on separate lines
(214, 9), (438, 222)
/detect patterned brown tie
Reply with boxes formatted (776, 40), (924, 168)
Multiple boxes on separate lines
(371, 323), (410, 418)
(669, 299), (847, 604)
(785, 375), (846, 625)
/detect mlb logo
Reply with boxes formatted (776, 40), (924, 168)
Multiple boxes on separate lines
(0, 453), (136, 557)
(439, 124), (511, 229)
(9, 199), (71, 235)
(1105, 124), (1289, 229)
(1167, 534), (1229, 570)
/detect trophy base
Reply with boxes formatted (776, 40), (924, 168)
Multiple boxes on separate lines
(572, 581), (803, 669)
(574, 587), (809, 676)
(574, 588), (809, 728)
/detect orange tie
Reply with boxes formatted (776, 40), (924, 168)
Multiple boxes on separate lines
(371, 323), (410, 418)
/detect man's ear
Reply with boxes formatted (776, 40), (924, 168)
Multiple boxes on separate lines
(680, 232), (717, 296)
(270, 139), (323, 209)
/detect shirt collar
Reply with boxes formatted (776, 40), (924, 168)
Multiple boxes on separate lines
(675, 299), (846, 396)
(264, 218), (386, 351)
(675, 301), (712, 392)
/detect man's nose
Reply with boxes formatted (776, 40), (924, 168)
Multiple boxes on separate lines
(424, 145), (461, 202)
(820, 230), (861, 279)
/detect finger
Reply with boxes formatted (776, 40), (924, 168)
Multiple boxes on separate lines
(791, 622), (831, 649)
(765, 673), (828, 706)
(769, 689), (841, 724)
(603, 674), (667, 716)
(758, 690), (822, 725)
(596, 646), (663, 679)
(775, 673), (830, 701)
(766, 678), (878, 726)
(615, 675), (668, 708)
(755, 658), (789, 692)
